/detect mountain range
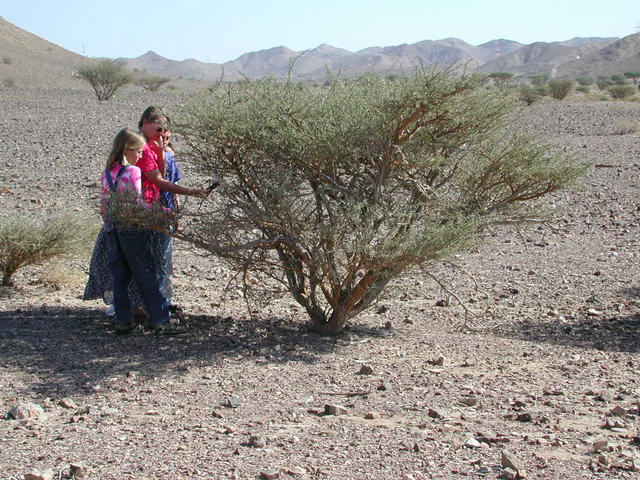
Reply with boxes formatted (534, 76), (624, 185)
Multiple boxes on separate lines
(1, 16), (639, 88)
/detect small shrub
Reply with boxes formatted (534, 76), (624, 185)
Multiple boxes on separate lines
(77, 59), (133, 101)
(535, 85), (550, 96)
(519, 84), (539, 105)
(0, 216), (96, 286)
(575, 85), (590, 93)
(624, 71), (640, 86)
(488, 72), (514, 86)
(596, 76), (613, 90)
(135, 74), (171, 92)
(576, 77), (593, 86)
(530, 74), (549, 86)
(166, 84), (179, 91)
(548, 79), (573, 99)
(607, 85), (636, 99)
(2, 56), (12, 65)
(2, 78), (15, 88)
(611, 74), (626, 85)
(614, 119), (640, 135)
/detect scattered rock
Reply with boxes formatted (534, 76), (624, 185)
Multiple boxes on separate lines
(364, 412), (380, 420)
(7, 402), (45, 420)
(501, 450), (526, 479)
(69, 462), (89, 478)
(59, 398), (77, 410)
(459, 396), (478, 407)
(593, 439), (613, 452)
(586, 308), (602, 316)
(596, 390), (615, 403)
(597, 454), (611, 467)
(260, 470), (280, 479)
(287, 466), (306, 476)
(211, 410), (224, 419)
(427, 408), (445, 419)
(516, 412), (533, 422)
(224, 397), (240, 409)
(377, 381), (392, 391)
(358, 364), (374, 375)
(610, 405), (626, 417)
(434, 355), (446, 366)
(632, 458), (640, 472)
(464, 437), (482, 448)
(324, 404), (348, 416)
(24, 470), (54, 480)
(249, 435), (266, 448)
(502, 467), (518, 480)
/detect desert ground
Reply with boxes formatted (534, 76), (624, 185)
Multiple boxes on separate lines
(1, 85), (640, 480)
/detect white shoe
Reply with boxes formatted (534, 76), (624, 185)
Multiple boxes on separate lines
(106, 305), (116, 318)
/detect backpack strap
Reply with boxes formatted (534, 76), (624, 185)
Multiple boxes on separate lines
(105, 165), (129, 192)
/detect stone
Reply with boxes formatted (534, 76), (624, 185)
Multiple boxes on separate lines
(501, 450), (526, 478)
(587, 308), (602, 316)
(260, 470), (280, 479)
(597, 454), (611, 467)
(249, 435), (266, 448)
(59, 398), (77, 409)
(593, 439), (612, 452)
(460, 396), (478, 407)
(632, 458), (640, 472)
(358, 364), (374, 375)
(224, 397), (240, 409)
(610, 405), (626, 417)
(286, 466), (306, 476)
(502, 467), (518, 480)
(324, 404), (348, 416)
(516, 412), (533, 422)
(364, 412), (380, 420)
(377, 381), (392, 391)
(464, 437), (482, 448)
(427, 408), (444, 419)
(597, 390), (615, 403)
(8, 402), (45, 420)
(24, 470), (54, 480)
(69, 462), (89, 478)
(434, 355), (446, 366)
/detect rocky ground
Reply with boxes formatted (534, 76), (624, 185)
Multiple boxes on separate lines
(1, 87), (640, 480)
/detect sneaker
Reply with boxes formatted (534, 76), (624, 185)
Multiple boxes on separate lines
(114, 323), (135, 335)
(168, 304), (183, 314)
(152, 321), (186, 336)
(106, 305), (116, 318)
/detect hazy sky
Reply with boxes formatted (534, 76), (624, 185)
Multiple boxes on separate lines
(3, 0), (638, 63)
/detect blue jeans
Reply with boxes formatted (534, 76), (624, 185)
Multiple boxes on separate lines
(107, 228), (169, 327)
(157, 232), (173, 304)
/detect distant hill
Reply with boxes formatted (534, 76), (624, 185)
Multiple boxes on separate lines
(2, 15), (637, 89)
(0, 16), (87, 88)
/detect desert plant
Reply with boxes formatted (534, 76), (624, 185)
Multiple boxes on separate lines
(548, 79), (573, 100)
(624, 71), (640, 86)
(576, 77), (593, 86)
(2, 56), (12, 65)
(596, 76), (613, 90)
(529, 74), (549, 86)
(168, 70), (587, 335)
(77, 59), (133, 101)
(487, 72), (514, 86)
(575, 85), (590, 94)
(2, 78), (15, 88)
(0, 216), (96, 286)
(519, 84), (539, 105)
(611, 74), (626, 85)
(136, 74), (171, 92)
(614, 119), (640, 135)
(607, 85), (636, 99)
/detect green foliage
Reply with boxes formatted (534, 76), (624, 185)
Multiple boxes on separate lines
(624, 71), (640, 85)
(607, 85), (636, 99)
(535, 85), (550, 96)
(0, 216), (97, 286)
(176, 71), (587, 334)
(488, 72), (514, 86)
(576, 77), (593, 86)
(611, 73), (626, 85)
(77, 59), (133, 101)
(575, 85), (590, 93)
(2, 56), (12, 65)
(135, 74), (171, 92)
(596, 76), (613, 90)
(519, 84), (539, 105)
(548, 79), (573, 99)
(2, 78), (15, 88)
(529, 74), (549, 86)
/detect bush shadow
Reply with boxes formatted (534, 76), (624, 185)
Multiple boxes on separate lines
(493, 311), (640, 353)
(0, 304), (349, 399)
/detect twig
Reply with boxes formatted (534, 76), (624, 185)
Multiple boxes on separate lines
(319, 387), (371, 397)
(423, 271), (479, 331)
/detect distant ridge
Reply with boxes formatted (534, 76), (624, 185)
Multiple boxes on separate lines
(2, 16), (638, 88)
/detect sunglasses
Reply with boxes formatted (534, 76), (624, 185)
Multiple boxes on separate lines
(155, 126), (168, 132)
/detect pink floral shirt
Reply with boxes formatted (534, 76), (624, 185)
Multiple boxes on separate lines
(100, 164), (142, 229)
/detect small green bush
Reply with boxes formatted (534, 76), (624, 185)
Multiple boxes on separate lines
(576, 77), (593, 86)
(135, 74), (171, 92)
(611, 74), (626, 85)
(575, 85), (590, 93)
(2, 78), (15, 88)
(535, 85), (550, 96)
(597, 76), (613, 90)
(77, 59), (133, 101)
(519, 84), (539, 105)
(0, 216), (96, 286)
(624, 71), (640, 86)
(548, 79), (573, 99)
(607, 85), (636, 99)
(2, 56), (12, 65)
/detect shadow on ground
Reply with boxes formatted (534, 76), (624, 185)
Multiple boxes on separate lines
(493, 311), (640, 353)
(0, 304), (378, 399)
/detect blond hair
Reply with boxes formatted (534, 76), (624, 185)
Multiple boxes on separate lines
(106, 128), (145, 170)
